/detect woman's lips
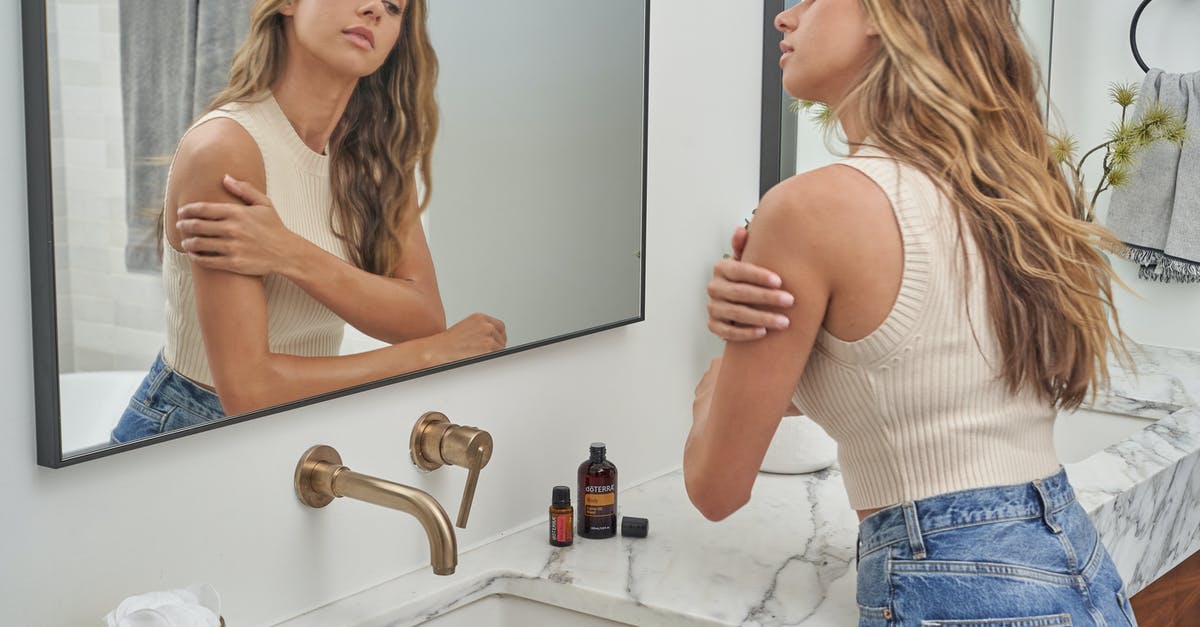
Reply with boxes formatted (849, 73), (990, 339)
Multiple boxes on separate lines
(343, 28), (375, 50)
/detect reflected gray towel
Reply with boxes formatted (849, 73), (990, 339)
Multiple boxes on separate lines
(120, 1), (253, 273)
(1106, 69), (1200, 283)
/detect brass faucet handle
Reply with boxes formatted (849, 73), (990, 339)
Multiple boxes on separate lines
(454, 431), (492, 528)
(409, 412), (494, 529)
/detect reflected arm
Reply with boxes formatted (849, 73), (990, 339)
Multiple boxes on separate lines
(282, 185), (447, 344)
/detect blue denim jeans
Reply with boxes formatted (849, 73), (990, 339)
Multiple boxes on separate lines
(110, 353), (226, 444)
(856, 467), (1137, 626)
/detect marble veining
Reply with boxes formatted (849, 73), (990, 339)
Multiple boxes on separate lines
(281, 345), (1200, 626)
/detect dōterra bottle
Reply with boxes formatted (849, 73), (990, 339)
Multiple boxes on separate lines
(549, 486), (574, 547)
(577, 442), (617, 539)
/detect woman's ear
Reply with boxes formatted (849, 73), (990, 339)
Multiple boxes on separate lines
(279, 1), (296, 17)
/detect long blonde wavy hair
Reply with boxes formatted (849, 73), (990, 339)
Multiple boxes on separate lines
(203, 0), (438, 276)
(833, 0), (1128, 409)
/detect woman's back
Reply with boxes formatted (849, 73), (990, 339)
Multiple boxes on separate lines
(792, 147), (1059, 510)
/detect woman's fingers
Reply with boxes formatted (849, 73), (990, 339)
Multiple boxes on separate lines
(177, 202), (238, 221)
(176, 218), (232, 238)
(708, 276), (794, 309)
(707, 300), (789, 331)
(223, 174), (272, 206)
(707, 319), (767, 342)
(181, 236), (231, 256)
(713, 258), (785, 291)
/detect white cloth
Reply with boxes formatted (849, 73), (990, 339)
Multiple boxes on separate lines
(104, 583), (221, 627)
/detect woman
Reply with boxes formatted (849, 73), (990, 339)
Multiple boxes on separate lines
(111, 0), (506, 444)
(686, 1), (1138, 624)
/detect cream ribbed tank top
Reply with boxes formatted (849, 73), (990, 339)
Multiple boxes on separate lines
(162, 93), (350, 387)
(792, 147), (1060, 510)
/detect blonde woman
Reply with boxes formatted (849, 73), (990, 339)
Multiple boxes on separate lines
(686, 1), (1138, 623)
(111, 0), (506, 444)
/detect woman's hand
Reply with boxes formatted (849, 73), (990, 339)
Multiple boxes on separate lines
(176, 175), (301, 276)
(423, 313), (508, 366)
(708, 227), (796, 341)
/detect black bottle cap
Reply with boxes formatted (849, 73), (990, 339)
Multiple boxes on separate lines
(552, 485), (571, 506)
(590, 442), (607, 461)
(621, 516), (648, 538)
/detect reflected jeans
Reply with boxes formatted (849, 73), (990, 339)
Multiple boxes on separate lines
(110, 353), (226, 444)
(857, 467), (1138, 626)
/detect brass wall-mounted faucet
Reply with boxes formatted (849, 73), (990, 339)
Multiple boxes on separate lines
(294, 445), (458, 575)
(293, 413), (494, 577)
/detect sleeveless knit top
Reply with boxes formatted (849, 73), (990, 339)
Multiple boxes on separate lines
(162, 93), (350, 387)
(792, 147), (1060, 510)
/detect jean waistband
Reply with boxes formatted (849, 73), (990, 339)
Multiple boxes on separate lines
(857, 466), (1075, 559)
(145, 352), (225, 420)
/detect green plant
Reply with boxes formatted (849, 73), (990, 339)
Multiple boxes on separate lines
(1051, 82), (1188, 223)
(790, 99), (835, 126)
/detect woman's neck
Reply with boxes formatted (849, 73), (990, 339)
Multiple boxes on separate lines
(271, 58), (358, 155)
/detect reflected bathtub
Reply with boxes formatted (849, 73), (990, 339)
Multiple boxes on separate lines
(59, 370), (145, 457)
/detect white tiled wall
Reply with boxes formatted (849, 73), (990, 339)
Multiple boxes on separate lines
(49, 0), (166, 373)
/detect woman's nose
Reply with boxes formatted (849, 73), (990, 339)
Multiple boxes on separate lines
(774, 8), (796, 33)
(358, 1), (384, 19)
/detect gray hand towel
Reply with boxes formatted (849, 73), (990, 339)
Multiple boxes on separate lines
(119, 1), (253, 274)
(1106, 69), (1200, 283)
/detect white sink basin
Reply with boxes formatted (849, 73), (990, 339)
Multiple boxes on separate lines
(418, 594), (630, 626)
(1054, 407), (1155, 463)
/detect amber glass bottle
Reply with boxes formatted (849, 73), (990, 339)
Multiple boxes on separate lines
(549, 486), (574, 547)
(577, 442), (617, 539)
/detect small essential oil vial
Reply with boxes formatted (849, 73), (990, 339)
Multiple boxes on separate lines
(549, 485), (574, 547)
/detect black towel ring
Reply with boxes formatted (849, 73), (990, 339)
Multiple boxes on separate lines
(1130, 0), (1155, 72)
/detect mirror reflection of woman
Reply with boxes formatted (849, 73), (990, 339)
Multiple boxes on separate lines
(111, 0), (506, 444)
(687, 1), (1138, 624)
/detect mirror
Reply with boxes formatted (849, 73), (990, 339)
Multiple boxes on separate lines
(24, 0), (649, 467)
(759, 0), (1056, 194)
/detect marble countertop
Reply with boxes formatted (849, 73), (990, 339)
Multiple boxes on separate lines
(282, 345), (1200, 626)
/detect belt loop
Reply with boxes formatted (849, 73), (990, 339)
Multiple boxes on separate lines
(901, 502), (926, 559)
(1032, 478), (1061, 534)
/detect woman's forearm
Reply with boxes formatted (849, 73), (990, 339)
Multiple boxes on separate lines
(217, 338), (440, 415)
(283, 236), (447, 343)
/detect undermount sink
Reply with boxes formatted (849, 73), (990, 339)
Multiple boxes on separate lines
(418, 594), (630, 626)
(1054, 406), (1155, 464)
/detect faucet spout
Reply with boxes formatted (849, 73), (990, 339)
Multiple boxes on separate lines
(296, 445), (458, 575)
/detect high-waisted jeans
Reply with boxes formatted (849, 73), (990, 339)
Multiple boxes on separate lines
(110, 353), (226, 444)
(856, 467), (1137, 626)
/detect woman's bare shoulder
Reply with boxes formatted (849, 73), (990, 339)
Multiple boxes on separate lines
(170, 117), (265, 194)
(756, 164), (892, 245)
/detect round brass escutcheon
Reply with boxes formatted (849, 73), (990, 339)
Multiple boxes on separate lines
(410, 411), (450, 471)
(295, 444), (343, 508)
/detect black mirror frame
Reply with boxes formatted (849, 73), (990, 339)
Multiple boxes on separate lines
(23, 0), (651, 468)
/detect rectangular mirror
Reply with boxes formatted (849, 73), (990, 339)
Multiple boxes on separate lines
(759, 0), (1055, 194)
(24, 0), (649, 467)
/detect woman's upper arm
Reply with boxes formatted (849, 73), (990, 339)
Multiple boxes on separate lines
(166, 119), (273, 412)
(694, 169), (854, 507)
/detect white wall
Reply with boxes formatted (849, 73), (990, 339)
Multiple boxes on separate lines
(1051, 0), (1200, 351)
(0, 1), (757, 625)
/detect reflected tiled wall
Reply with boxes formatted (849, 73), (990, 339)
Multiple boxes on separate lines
(50, 0), (166, 373)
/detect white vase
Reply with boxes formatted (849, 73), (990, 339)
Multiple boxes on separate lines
(759, 414), (838, 474)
